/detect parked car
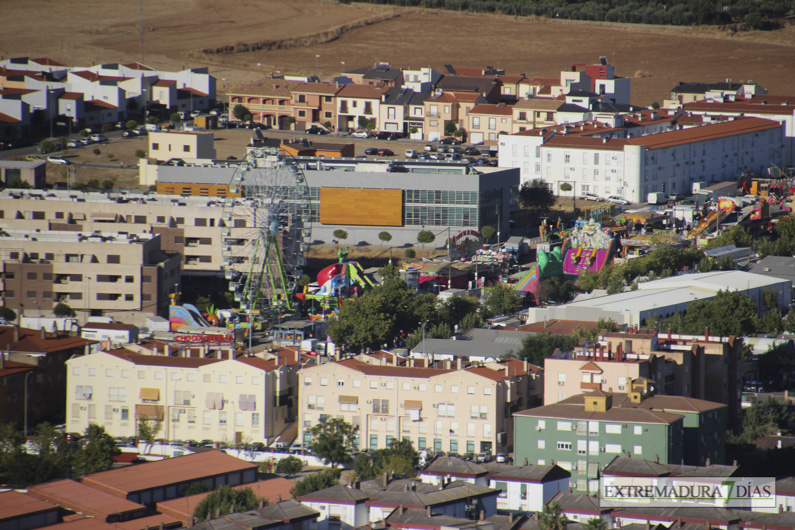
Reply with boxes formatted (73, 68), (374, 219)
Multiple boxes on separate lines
(495, 453), (508, 463)
(386, 132), (403, 140)
(80, 137), (94, 145)
(47, 155), (69, 165)
(607, 195), (630, 205)
(475, 158), (488, 166)
(377, 148), (394, 156)
(405, 149), (418, 159)
(190, 110), (202, 118)
(306, 126), (328, 135)
(376, 131), (391, 140)
(464, 147), (481, 156)
(581, 192), (604, 202)
(424, 144), (436, 152)
(351, 131), (370, 139)
(440, 137), (461, 145)
(121, 130), (135, 138)
(487, 159), (498, 167)
(134, 128), (147, 136)
(364, 148), (379, 155)
(90, 133), (108, 142)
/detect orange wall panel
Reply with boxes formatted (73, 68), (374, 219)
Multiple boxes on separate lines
(319, 188), (403, 226)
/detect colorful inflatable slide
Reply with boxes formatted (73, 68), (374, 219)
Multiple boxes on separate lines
(562, 218), (616, 279)
(513, 246), (564, 299)
(297, 261), (376, 311)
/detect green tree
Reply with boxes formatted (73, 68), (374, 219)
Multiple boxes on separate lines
(40, 140), (55, 153)
(276, 455), (304, 477)
(519, 179), (556, 216)
(0, 306), (17, 322)
(53, 303), (74, 317)
(101, 123), (115, 133)
(514, 332), (579, 366)
(444, 122), (458, 136)
(733, 397), (795, 444)
(0, 422), (23, 473)
(126, 120), (139, 130)
(333, 229), (349, 242)
(584, 518), (608, 530)
(480, 225), (497, 242)
(135, 149), (147, 158)
(536, 277), (578, 304)
(539, 502), (569, 530)
(483, 283), (523, 316)
(184, 482), (214, 496)
(440, 295), (481, 329)
(75, 424), (119, 476)
(194, 485), (259, 519)
(354, 439), (418, 480)
(417, 230), (435, 248)
(657, 290), (758, 336)
(378, 231), (392, 245)
(171, 112), (183, 123)
(233, 104), (250, 122)
(458, 311), (483, 332)
(309, 417), (356, 468)
(137, 414), (163, 452)
(405, 248), (416, 259)
(559, 183), (572, 192)
(378, 263), (400, 280)
(291, 469), (340, 497)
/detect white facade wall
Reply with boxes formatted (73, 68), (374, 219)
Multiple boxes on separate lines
(302, 501), (368, 530)
(499, 120), (785, 202)
(490, 477), (568, 512)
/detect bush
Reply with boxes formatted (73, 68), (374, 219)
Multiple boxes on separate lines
(405, 248), (416, 259)
(417, 230), (435, 247)
(102, 123), (115, 133)
(53, 303), (74, 318)
(125, 120), (139, 130)
(333, 229), (349, 241)
(0, 306), (17, 322)
(40, 140), (55, 153)
(135, 149), (146, 159)
(92, 148), (101, 156)
(481, 226), (496, 241)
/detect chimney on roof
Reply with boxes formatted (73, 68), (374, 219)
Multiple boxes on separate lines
(40, 327), (45, 340)
(524, 359), (528, 372)
(457, 357), (461, 370)
(479, 510), (485, 521)
(383, 471), (389, 488)
(13, 327), (18, 342)
(0, 352), (4, 369)
(399, 504), (404, 514)
(504, 365), (509, 376)
(426, 506), (432, 517)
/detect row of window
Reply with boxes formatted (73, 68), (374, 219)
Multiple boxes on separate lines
(404, 189), (479, 205)
(71, 404), (261, 427)
(537, 418), (649, 435)
(405, 206), (478, 227)
(304, 377), (493, 395)
(72, 367), (263, 385)
(541, 439), (644, 456)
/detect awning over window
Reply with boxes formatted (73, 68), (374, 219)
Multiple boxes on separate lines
(71, 213), (86, 221)
(140, 388), (160, 401)
(339, 395), (358, 404)
(206, 392), (224, 410)
(135, 404), (164, 420)
(404, 400), (423, 410)
(91, 212), (117, 221)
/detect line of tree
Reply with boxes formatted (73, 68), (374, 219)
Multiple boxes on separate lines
(338, 0), (791, 29)
(0, 422), (119, 486)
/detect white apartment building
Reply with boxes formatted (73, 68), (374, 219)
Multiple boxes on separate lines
(401, 67), (443, 93)
(66, 349), (300, 445)
(298, 357), (534, 456)
(148, 130), (216, 162)
(499, 116), (784, 202)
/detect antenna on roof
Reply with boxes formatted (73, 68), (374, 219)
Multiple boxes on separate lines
(599, 56), (608, 66)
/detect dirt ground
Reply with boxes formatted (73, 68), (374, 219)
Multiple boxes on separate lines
(2, 0), (794, 106)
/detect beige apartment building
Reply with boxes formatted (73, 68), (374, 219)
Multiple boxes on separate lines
(545, 330), (742, 425)
(66, 349), (300, 445)
(148, 130), (216, 162)
(466, 104), (513, 146)
(0, 228), (179, 325)
(0, 190), (238, 280)
(291, 82), (342, 131)
(298, 357), (536, 456)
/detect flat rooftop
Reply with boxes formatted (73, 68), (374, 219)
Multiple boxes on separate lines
(28, 479), (146, 520)
(81, 450), (257, 497)
(0, 490), (57, 521)
(0, 228), (154, 244)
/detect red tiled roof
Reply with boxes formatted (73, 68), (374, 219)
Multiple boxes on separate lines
(0, 490), (58, 521)
(528, 77), (560, 86)
(32, 57), (65, 67)
(338, 84), (386, 99)
(0, 113), (21, 124)
(178, 87), (209, 98)
(81, 450), (257, 497)
(157, 478), (295, 520)
(626, 116), (780, 150)
(28, 479), (146, 520)
(105, 348), (221, 368)
(0, 87), (37, 95)
(111, 513), (181, 529)
(498, 75), (526, 83)
(123, 63), (155, 71)
(60, 92), (82, 100)
(294, 82), (342, 95)
(85, 99), (118, 110)
(465, 365), (508, 382)
(684, 97), (795, 115)
(0, 359), (36, 378)
(72, 70), (101, 82)
(0, 67), (45, 81)
(153, 80), (176, 87)
(545, 135), (628, 151)
(40, 518), (115, 529)
(0, 326), (93, 353)
(337, 358), (453, 378)
(469, 103), (513, 116)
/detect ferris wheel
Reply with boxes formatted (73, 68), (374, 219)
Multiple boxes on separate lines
(221, 147), (312, 318)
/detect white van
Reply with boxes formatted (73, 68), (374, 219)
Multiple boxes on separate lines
(405, 149), (418, 159)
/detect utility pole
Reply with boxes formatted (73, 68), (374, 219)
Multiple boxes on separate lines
(140, 0), (145, 63)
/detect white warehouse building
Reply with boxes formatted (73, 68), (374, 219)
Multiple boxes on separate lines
(499, 116), (784, 202)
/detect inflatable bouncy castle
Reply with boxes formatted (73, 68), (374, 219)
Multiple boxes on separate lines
(296, 260), (376, 311)
(563, 218), (617, 279)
